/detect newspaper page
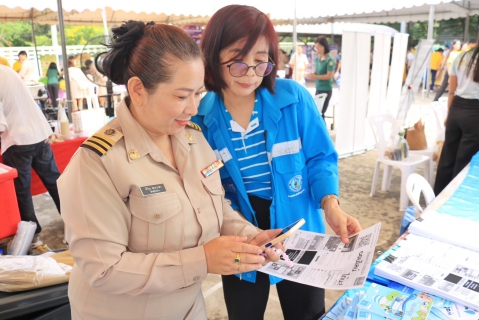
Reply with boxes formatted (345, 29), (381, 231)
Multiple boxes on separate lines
(374, 233), (479, 310)
(259, 222), (381, 290)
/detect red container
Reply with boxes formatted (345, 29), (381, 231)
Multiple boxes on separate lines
(0, 163), (21, 238)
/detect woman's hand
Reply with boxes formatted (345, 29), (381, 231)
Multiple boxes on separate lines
(323, 200), (362, 244)
(250, 229), (284, 265)
(203, 236), (265, 275)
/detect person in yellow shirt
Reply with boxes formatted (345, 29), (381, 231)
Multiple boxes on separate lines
(0, 56), (10, 67)
(429, 48), (443, 91)
(12, 59), (22, 72)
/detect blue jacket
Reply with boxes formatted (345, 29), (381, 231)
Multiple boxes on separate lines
(193, 78), (339, 283)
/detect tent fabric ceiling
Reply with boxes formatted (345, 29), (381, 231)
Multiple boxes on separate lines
(0, 0), (477, 26)
(275, 23), (398, 36)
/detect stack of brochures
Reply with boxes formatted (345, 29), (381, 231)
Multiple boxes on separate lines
(323, 281), (479, 320)
(408, 210), (479, 252)
(374, 210), (479, 311)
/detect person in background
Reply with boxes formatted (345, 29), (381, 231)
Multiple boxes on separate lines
(308, 36), (335, 120)
(289, 44), (309, 86)
(406, 46), (415, 74)
(67, 56), (88, 111)
(429, 48), (444, 91)
(434, 39), (462, 101)
(276, 49), (290, 78)
(434, 40), (479, 195)
(85, 59), (107, 107)
(58, 20), (281, 320)
(461, 42), (470, 52)
(194, 5), (362, 320)
(17, 51), (38, 84)
(0, 65), (61, 248)
(0, 56), (10, 67)
(46, 62), (61, 109)
(468, 38), (477, 50)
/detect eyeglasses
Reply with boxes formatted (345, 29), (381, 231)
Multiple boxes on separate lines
(226, 58), (276, 77)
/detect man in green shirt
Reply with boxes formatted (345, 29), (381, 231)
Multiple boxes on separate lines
(308, 36), (335, 120)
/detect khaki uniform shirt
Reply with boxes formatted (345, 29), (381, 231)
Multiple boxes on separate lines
(58, 100), (259, 320)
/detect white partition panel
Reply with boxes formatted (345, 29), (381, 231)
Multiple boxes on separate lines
(386, 33), (409, 117)
(368, 32), (392, 117)
(365, 32), (392, 148)
(335, 31), (371, 158)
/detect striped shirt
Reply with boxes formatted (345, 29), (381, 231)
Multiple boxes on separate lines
(220, 95), (272, 199)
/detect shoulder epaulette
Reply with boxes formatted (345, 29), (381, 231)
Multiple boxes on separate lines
(187, 121), (202, 132)
(81, 126), (123, 157)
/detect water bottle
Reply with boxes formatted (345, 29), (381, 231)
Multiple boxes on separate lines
(397, 131), (409, 159)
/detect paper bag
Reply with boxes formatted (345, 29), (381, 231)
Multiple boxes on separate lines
(406, 121), (427, 150)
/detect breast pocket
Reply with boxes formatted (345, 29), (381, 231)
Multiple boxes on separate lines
(202, 175), (224, 229)
(274, 152), (310, 203)
(129, 193), (182, 253)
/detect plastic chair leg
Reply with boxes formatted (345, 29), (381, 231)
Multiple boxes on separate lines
(399, 167), (413, 211)
(92, 97), (100, 109)
(381, 165), (393, 191)
(370, 161), (380, 197)
(86, 97), (93, 110)
(427, 158), (434, 185)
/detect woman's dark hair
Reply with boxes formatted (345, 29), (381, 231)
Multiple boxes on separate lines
(458, 42), (479, 83)
(102, 20), (202, 93)
(48, 62), (58, 70)
(201, 5), (278, 93)
(315, 36), (330, 54)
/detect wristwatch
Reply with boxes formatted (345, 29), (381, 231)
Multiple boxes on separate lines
(321, 194), (340, 208)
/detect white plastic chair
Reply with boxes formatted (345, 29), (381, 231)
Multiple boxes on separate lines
(406, 173), (436, 217)
(313, 93), (327, 115)
(369, 114), (431, 211)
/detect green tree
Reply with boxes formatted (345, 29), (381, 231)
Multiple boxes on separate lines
(64, 25), (105, 45)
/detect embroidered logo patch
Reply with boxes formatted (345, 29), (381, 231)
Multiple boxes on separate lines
(288, 175), (303, 192)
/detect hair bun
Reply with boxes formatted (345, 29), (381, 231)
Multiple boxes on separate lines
(109, 20), (155, 50)
(102, 20), (155, 84)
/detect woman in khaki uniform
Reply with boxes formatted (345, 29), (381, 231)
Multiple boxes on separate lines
(58, 21), (281, 320)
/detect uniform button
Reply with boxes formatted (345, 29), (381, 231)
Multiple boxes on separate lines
(154, 213), (162, 219)
(197, 208), (201, 213)
(193, 276), (200, 281)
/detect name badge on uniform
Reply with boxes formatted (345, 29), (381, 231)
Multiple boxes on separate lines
(140, 184), (166, 196)
(201, 159), (224, 178)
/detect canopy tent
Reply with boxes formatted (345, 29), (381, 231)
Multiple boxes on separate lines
(2, 0), (478, 26)
(295, 0), (479, 24)
(275, 23), (399, 36)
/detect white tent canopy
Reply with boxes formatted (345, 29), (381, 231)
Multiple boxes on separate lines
(275, 23), (398, 36)
(1, 0), (477, 26)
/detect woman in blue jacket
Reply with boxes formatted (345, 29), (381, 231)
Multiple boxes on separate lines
(193, 5), (361, 320)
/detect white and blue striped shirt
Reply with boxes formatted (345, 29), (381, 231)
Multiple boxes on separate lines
(220, 96), (272, 200)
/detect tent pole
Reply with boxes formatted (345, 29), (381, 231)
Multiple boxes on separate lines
(57, 0), (73, 122)
(426, 5), (435, 97)
(101, 7), (110, 45)
(464, 15), (470, 43)
(30, 9), (41, 78)
(293, 0), (297, 82)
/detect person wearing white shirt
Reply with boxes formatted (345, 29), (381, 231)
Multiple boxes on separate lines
(289, 45), (309, 86)
(17, 51), (39, 84)
(0, 65), (61, 241)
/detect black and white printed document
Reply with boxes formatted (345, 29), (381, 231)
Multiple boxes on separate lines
(259, 223), (381, 289)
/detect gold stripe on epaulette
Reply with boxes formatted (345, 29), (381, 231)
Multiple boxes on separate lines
(82, 141), (107, 156)
(89, 137), (111, 152)
(93, 133), (115, 146)
(187, 121), (202, 132)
